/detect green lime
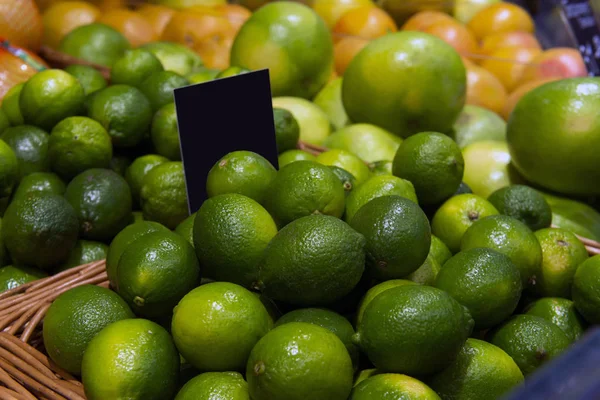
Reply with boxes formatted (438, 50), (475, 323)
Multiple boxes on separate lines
(0, 108), (8, 136)
(2, 83), (24, 126)
(246, 322), (353, 400)
(572, 255), (600, 324)
(1, 125), (50, 180)
(0, 139), (19, 198)
(43, 285), (134, 375)
(2, 193), (78, 269)
(273, 107), (300, 153)
(64, 65), (108, 96)
(20, 69), (85, 131)
(206, 151), (277, 204)
(172, 282), (272, 371)
(111, 49), (165, 88)
(65, 168), (132, 241)
(257, 214), (365, 306)
(488, 185), (552, 231)
(174, 212), (195, 247)
(427, 338), (524, 400)
(325, 124), (402, 164)
(0, 265), (47, 292)
(274, 308), (359, 368)
(87, 84), (153, 148)
(59, 23), (130, 67)
(313, 77), (349, 131)
(430, 234), (452, 266)
(150, 102), (180, 160)
(140, 161), (188, 229)
(524, 297), (587, 343)
(451, 105), (507, 149)
(488, 314), (570, 376)
(353, 369), (380, 387)
(140, 41), (203, 77)
(350, 374), (440, 400)
(533, 228), (588, 298)
(11, 172), (65, 202)
(356, 279), (417, 326)
(350, 195), (431, 280)
(435, 248), (522, 329)
(117, 230), (199, 318)
(316, 149), (370, 186)
(263, 161), (345, 226)
(431, 193), (499, 253)
(186, 68), (220, 84)
(49, 117), (112, 179)
(355, 285), (473, 375)
(406, 255), (441, 286)
(193, 193), (277, 287)
(277, 149), (316, 167)
(140, 71), (189, 112)
(461, 215), (543, 287)
(57, 240), (109, 272)
(175, 372), (249, 400)
(82, 318), (179, 400)
(216, 66), (251, 79)
(124, 154), (169, 207)
(329, 166), (356, 195)
(392, 131), (464, 205)
(272, 97), (332, 146)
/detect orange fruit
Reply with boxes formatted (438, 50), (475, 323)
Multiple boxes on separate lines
(0, 45), (47, 100)
(479, 31), (541, 58)
(465, 62), (507, 115)
(135, 4), (175, 37)
(401, 10), (455, 31)
(334, 36), (369, 76)
(42, 1), (101, 49)
(0, 0), (43, 52)
(98, 9), (158, 48)
(468, 2), (534, 40)
(480, 47), (541, 92)
(312, 0), (374, 29)
(518, 48), (588, 85)
(502, 78), (558, 120)
(333, 5), (397, 42)
(214, 4), (252, 32)
(423, 20), (478, 57)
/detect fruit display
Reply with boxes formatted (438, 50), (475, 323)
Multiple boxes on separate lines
(0, 0), (600, 399)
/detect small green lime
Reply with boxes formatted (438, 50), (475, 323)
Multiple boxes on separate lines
(124, 154), (169, 207)
(329, 166), (356, 195)
(2, 83), (24, 126)
(369, 160), (393, 176)
(406, 255), (442, 286)
(273, 107), (300, 153)
(488, 185), (552, 231)
(186, 68), (220, 84)
(572, 255), (600, 324)
(0, 265), (47, 292)
(313, 77), (350, 131)
(350, 374), (440, 400)
(451, 105), (506, 149)
(56, 240), (109, 272)
(174, 212), (195, 247)
(59, 23), (130, 67)
(0, 140), (20, 197)
(356, 279), (417, 326)
(140, 161), (188, 229)
(64, 65), (108, 96)
(140, 41), (203, 76)
(140, 70), (189, 112)
(216, 66), (251, 78)
(324, 123), (401, 163)
(11, 172), (65, 202)
(150, 102), (181, 160)
(277, 149), (316, 167)
(1, 125), (50, 180)
(175, 372), (249, 400)
(524, 297), (587, 343)
(111, 49), (165, 88)
(316, 149), (370, 186)
(430, 234), (452, 266)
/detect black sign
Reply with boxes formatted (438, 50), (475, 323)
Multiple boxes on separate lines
(561, 0), (600, 75)
(174, 69), (279, 214)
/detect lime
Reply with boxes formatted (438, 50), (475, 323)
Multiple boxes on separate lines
(87, 84), (153, 148)
(150, 102), (181, 160)
(64, 65), (108, 96)
(174, 212), (195, 247)
(111, 49), (165, 88)
(0, 265), (47, 292)
(48, 117), (112, 179)
(406, 255), (442, 286)
(124, 154), (169, 207)
(272, 97), (332, 146)
(193, 193), (277, 288)
(325, 123), (401, 164)
(0, 140), (20, 198)
(369, 160), (393, 176)
(313, 77), (350, 131)
(431, 193), (499, 253)
(392, 131), (464, 205)
(206, 151), (277, 204)
(435, 248), (522, 329)
(277, 149), (316, 168)
(572, 255), (600, 324)
(356, 279), (417, 326)
(65, 168), (132, 241)
(354, 369), (380, 387)
(2, 83), (24, 126)
(59, 23), (130, 67)
(140, 41), (203, 77)
(216, 66), (251, 79)
(0, 109), (8, 136)
(172, 282), (272, 371)
(257, 215), (365, 305)
(82, 319), (179, 400)
(430, 234), (452, 266)
(329, 166), (356, 195)
(43, 285), (134, 375)
(427, 339), (524, 400)
(350, 195), (431, 280)
(57, 240), (108, 272)
(11, 172), (65, 202)
(451, 105), (506, 149)
(316, 149), (370, 186)
(524, 297), (587, 343)
(175, 372), (249, 400)
(246, 322), (353, 400)
(187, 68), (220, 84)
(263, 161), (345, 226)
(1, 125), (50, 180)
(140, 70), (189, 112)
(20, 69), (85, 131)
(350, 374), (440, 400)
(489, 315), (571, 376)
(488, 185), (552, 231)
(273, 107), (300, 153)
(355, 285), (473, 375)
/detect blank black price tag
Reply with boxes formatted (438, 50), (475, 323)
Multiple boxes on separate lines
(561, 0), (600, 75)
(174, 69), (279, 214)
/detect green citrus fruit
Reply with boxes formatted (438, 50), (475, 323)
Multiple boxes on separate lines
(316, 149), (370, 185)
(488, 185), (552, 231)
(125, 154), (169, 207)
(186, 68), (220, 84)
(150, 102), (181, 161)
(272, 97), (332, 146)
(11, 172), (65, 202)
(0, 139), (18, 198)
(2, 83), (24, 126)
(524, 297), (587, 343)
(140, 41), (203, 76)
(451, 104), (506, 149)
(406, 255), (442, 286)
(350, 374), (440, 400)
(140, 161), (188, 229)
(140, 70), (189, 112)
(0, 265), (47, 292)
(572, 255), (600, 324)
(111, 49), (165, 88)
(175, 372), (249, 400)
(57, 240), (108, 272)
(1, 125), (50, 180)
(313, 77), (349, 131)
(216, 66), (252, 79)
(59, 23), (130, 67)
(64, 65), (108, 96)
(273, 107), (300, 153)
(356, 279), (417, 326)
(430, 234), (452, 266)
(325, 123), (401, 164)
(0, 108), (8, 136)
(277, 149), (316, 167)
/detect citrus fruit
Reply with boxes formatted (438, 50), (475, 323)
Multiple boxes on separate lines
(175, 372), (249, 400)
(354, 369), (379, 387)
(406, 254), (442, 286)
(430, 234), (452, 266)
(140, 70), (189, 112)
(480, 47), (541, 92)
(488, 314), (571, 376)
(422, 19), (478, 56)
(273, 108), (300, 153)
(257, 214), (365, 305)
(43, 285), (134, 375)
(464, 62), (508, 116)
(277, 149), (316, 168)
(451, 105), (506, 149)
(263, 161), (345, 226)
(111, 49), (165, 88)
(230, 2), (334, 99)
(435, 247), (522, 329)
(356, 285), (474, 375)
(453, 0), (501, 24)
(59, 22), (130, 67)
(369, 160), (393, 176)
(427, 338), (524, 400)
(174, 212), (194, 247)
(172, 282), (272, 371)
(431, 193), (499, 253)
(312, 0), (373, 28)
(507, 78), (600, 196)
(503, 78), (558, 120)
(518, 48), (587, 85)
(355, 279), (417, 326)
(64, 65), (107, 96)
(467, 2), (534, 40)
(187, 68), (220, 84)
(206, 151), (277, 204)
(139, 161), (188, 229)
(124, 154), (169, 207)
(312, 78), (349, 131)
(350, 373), (440, 400)
(329, 166), (356, 195)
(1, 125), (50, 180)
(57, 240), (108, 272)
(136, 4), (175, 37)
(216, 66), (252, 79)
(10, 172), (65, 202)
(333, 5), (397, 41)
(350, 195), (430, 279)
(140, 41), (204, 76)
(0, 139), (20, 198)
(0, 265), (47, 292)
(479, 30), (541, 58)
(117, 230), (200, 318)
(572, 255), (600, 324)
(3, 193), (78, 269)
(271, 97), (332, 146)
(400, 10), (455, 31)
(48, 117), (112, 180)
(2, 83), (24, 126)
(246, 322), (353, 400)
(392, 131), (464, 205)
(193, 193), (277, 287)
(333, 36), (369, 76)
(525, 297), (587, 343)
(316, 149), (370, 186)
(0, 0), (43, 51)
(19, 69), (85, 131)
(97, 8), (157, 47)
(42, 1), (101, 49)
(488, 185), (552, 231)
(342, 31), (466, 138)
(87, 84), (153, 149)
(150, 102), (180, 161)
(82, 318), (179, 400)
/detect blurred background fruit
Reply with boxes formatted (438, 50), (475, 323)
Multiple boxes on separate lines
(98, 8), (158, 48)
(0, 0), (43, 52)
(0, 42), (48, 101)
(42, 1), (101, 50)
